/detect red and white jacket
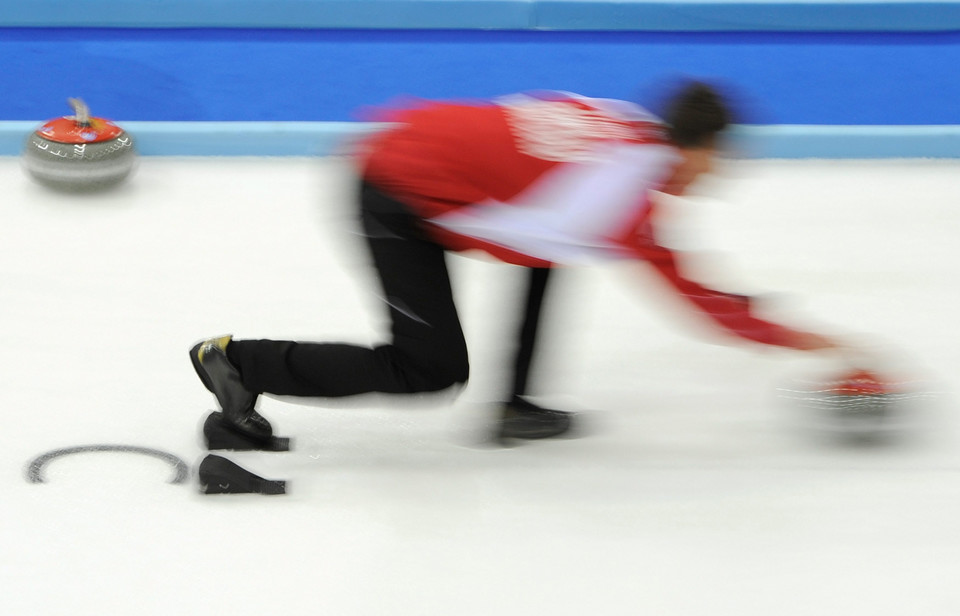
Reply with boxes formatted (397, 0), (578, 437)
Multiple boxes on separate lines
(359, 92), (802, 349)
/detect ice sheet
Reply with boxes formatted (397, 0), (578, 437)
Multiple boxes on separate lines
(2, 156), (959, 615)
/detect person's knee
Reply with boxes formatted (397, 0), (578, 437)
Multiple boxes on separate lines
(412, 355), (469, 392)
(374, 345), (469, 393)
(438, 357), (470, 390)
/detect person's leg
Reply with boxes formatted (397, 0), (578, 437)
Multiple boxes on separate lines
(498, 266), (575, 441)
(508, 266), (552, 399)
(192, 182), (469, 438)
(227, 187), (468, 396)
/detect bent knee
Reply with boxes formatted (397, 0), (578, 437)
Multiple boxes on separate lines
(374, 345), (469, 393)
(412, 359), (469, 393)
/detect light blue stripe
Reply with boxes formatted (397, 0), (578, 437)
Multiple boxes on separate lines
(729, 125), (960, 159)
(119, 121), (387, 156)
(1, 0), (535, 30)
(3, 0), (960, 31)
(4, 122), (960, 158)
(534, 1), (960, 31)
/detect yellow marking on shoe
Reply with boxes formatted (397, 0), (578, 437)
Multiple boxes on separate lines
(198, 334), (232, 362)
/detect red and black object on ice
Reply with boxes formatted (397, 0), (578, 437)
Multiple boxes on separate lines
(814, 368), (906, 439)
(22, 98), (136, 190)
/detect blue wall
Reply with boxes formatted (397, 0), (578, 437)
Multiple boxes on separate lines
(2, 1), (959, 157)
(3, 29), (959, 126)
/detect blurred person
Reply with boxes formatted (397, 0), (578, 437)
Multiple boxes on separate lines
(191, 81), (842, 448)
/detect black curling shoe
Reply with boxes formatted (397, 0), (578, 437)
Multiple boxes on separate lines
(203, 411), (291, 452)
(496, 396), (576, 443)
(190, 335), (273, 442)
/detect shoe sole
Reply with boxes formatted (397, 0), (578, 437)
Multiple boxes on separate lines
(198, 454), (286, 495)
(495, 413), (577, 444)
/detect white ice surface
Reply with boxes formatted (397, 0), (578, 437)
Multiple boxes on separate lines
(2, 156), (960, 615)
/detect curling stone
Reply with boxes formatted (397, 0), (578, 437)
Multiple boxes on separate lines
(22, 98), (136, 191)
(809, 368), (907, 443)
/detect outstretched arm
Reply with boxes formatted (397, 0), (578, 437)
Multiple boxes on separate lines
(616, 207), (840, 352)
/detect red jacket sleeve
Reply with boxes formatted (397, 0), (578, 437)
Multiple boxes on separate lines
(614, 203), (805, 349)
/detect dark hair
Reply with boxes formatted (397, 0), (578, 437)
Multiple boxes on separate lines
(663, 81), (731, 148)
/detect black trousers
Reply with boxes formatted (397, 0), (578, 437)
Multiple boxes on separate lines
(228, 181), (551, 401)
